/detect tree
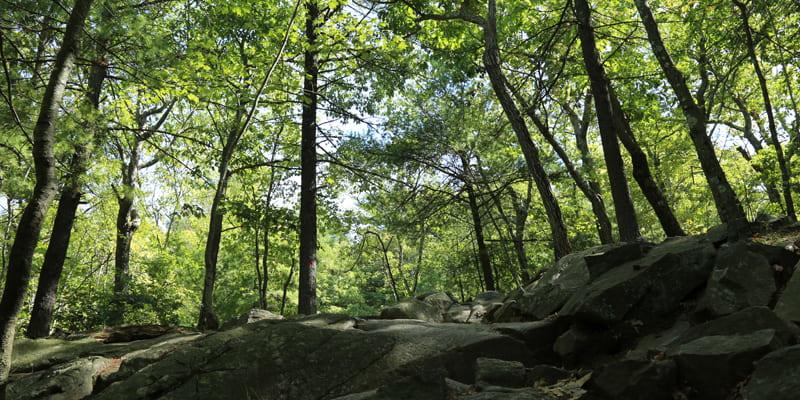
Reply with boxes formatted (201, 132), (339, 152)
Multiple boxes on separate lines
(634, 0), (747, 232)
(733, 0), (795, 221)
(298, 0), (321, 315)
(0, 0), (93, 392)
(26, 7), (111, 337)
(574, 0), (640, 241)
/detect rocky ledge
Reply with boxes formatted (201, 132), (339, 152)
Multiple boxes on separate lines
(10, 223), (800, 399)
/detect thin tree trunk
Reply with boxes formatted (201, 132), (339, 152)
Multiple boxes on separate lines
(635, 0), (747, 233)
(574, 0), (640, 241)
(731, 96), (783, 205)
(25, 162), (82, 338)
(460, 153), (495, 291)
(411, 225), (424, 295)
(563, 96), (617, 243)
(514, 91), (615, 245)
(466, 183), (495, 291)
(280, 259), (295, 316)
(609, 88), (686, 236)
(27, 25), (109, 338)
(483, 0), (571, 259)
(298, 0), (320, 315)
(198, 132), (236, 330)
(0, 0), (92, 392)
(734, 0), (796, 221)
(509, 181), (532, 281)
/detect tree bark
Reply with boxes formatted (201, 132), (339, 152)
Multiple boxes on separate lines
(27, 25), (109, 338)
(460, 155), (495, 291)
(25, 158), (83, 338)
(734, 0), (796, 221)
(574, 0), (640, 241)
(298, 0), (320, 315)
(609, 88), (686, 236)
(197, 109), (242, 331)
(564, 95), (616, 243)
(634, 0), (747, 232)
(483, 0), (571, 259)
(0, 0), (92, 392)
(280, 259), (295, 316)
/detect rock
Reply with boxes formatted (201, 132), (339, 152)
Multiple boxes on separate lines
(743, 344), (800, 400)
(372, 371), (449, 400)
(670, 306), (798, 347)
(525, 365), (571, 386)
(98, 333), (203, 388)
(662, 307), (798, 399)
(494, 242), (651, 322)
(222, 308), (284, 329)
(746, 242), (800, 271)
(7, 356), (114, 400)
(696, 242), (775, 318)
(492, 319), (569, 362)
(589, 359), (677, 400)
(561, 236), (715, 325)
(474, 291), (505, 304)
(625, 320), (690, 360)
(474, 358), (526, 388)
(92, 324), (189, 344)
(460, 386), (555, 400)
(775, 264), (800, 324)
(445, 304), (474, 323)
(380, 298), (443, 322)
(419, 292), (457, 315)
(91, 318), (533, 399)
(553, 325), (593, 361)
(668, 329), (786, 400)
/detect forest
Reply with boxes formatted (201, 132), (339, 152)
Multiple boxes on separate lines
(1, 0), (800, 398)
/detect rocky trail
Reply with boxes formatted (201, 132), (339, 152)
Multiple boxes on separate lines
(9, 221), (800, 399)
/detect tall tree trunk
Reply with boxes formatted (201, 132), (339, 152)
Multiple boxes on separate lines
(108, 143), (140, 326)
(517, 96), (614, 245)
(609, 89), (685, 236)
(0, 0), (92, 392)
(198, 109), (242, 331)
(635, 0), (747, 233)
(27, 26), (109, 338)
(734, 0), (796, 221)
(198, 172), (228, 330)
(460, 155), (495, 291)
(483, 0), (571, 259)
(25, 157), (83, 338)
(298, 0), (320, 315)
(574, 0), (640, 241)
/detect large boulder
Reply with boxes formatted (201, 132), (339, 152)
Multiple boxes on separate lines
(774, 263), (800, 324)
(560, 236), (715, 325)
(7, 356), (115, 400)
(492, 319), (569, 362)
(696, 242), (776, 318)
(742, 344), (800, 400)
(668, 330), (785, 400)
(91, 317), (534, 399)
(418, 292), (457, 315)
(380, 298), (443, 322)
(665, 307), (798, 400)
(493, 242), (651, 322)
